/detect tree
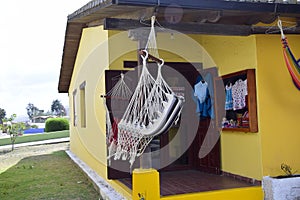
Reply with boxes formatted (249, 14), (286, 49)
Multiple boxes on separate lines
(51, 99), (66, 116)
(0, 108), (6, 124)
(26, 103), (39, 120)
(6, 114), (25, 151)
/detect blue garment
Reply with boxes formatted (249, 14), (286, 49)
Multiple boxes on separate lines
(198, 87), (212, 118)
(194, 81), (208, 104)
(204, 73), (214, 119)
(225, 83), (233, 110)
(193, 73), (215, 119)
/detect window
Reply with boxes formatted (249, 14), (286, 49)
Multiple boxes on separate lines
(80, 81), (86, 128)
(72, 89), (77, 126)
(215, 69), (258, 133)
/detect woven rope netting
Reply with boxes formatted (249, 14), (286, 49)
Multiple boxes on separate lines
(112, 16), (184, 167)
(102, 73), (132, 165)
(115, 53), (156, 165)
(105, 73), (132, 101)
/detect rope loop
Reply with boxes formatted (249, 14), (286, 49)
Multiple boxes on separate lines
(158, 58), (164, 67)
(277, 19), (285, 39)
(151, 16), (156, 27)
(141, 49), (149, 65)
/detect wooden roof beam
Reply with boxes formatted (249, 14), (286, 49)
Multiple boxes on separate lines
(104, 18), (300, 36)
(104, 17), (252, 36)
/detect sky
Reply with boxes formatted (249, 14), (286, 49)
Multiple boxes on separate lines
(0, 0), (89, 119)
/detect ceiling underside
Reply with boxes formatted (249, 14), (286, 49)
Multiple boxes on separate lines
(68, 0), (300, 28)
(58, 0), (300, 93)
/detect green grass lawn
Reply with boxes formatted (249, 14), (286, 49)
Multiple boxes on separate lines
(0, 130), (69, 146)
(0, 151), (100, 200)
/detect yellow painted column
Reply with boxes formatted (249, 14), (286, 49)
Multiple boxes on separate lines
(132, 168), (160, 200)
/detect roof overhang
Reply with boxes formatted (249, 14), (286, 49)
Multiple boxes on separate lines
(58, 0), (300, 93)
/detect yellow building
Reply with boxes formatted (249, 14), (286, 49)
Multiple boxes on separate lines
(58, 1), (300, 199)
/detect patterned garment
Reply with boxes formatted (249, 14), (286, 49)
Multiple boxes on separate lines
(232, 79), (247, 110)
(225, 83), (233, 110)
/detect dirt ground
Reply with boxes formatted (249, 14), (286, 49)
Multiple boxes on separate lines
(0, 142), (70, 173)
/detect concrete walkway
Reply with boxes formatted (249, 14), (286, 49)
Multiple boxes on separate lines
(0, 137), (70, 151)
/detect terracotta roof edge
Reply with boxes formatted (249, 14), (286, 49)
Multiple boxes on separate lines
(68, 0), (114, 21)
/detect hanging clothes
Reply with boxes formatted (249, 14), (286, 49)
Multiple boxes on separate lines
(225, 83), (233, 110)
(111, 118), (119, 142)
(193, 73), (214, 119)
(205, 73), (215, 119)
(194, 80), (208, 104)
(232, 79), (247, 110)
(198, 89), (212, 118)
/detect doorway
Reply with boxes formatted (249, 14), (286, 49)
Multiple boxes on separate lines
(149, 63), (220, 174)
(106, 62), (221, 179)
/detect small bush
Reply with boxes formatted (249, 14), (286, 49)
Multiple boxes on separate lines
(45, 118), (69, 132)
(30, 124), (39, 129)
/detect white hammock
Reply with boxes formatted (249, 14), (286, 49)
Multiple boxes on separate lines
(137, 58), (184, 137)
(101, 73), (132, 165)
(115, 51), (184, 166)
(114, 52), (156, 165)
(105, 73), (132, 100)
(112, 16), (184, 167)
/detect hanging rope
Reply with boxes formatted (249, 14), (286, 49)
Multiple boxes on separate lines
(112, 16), (185, 167)
(278, 19), (300, 90)
(105, 73), (132, 100)
(145, 16), (160, 58)
(101, 72), (133, 165)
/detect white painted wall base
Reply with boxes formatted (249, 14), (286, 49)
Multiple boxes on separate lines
(65, 150), (126, 200)
(263, 176), (300, 200)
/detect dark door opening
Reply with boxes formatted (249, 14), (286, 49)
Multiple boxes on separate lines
(149, 63), (221, 174)
(106, 62), (221, 180)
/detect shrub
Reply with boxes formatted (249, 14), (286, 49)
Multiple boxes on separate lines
(45, 118), (69, 132)
(30, 124), (39, 129)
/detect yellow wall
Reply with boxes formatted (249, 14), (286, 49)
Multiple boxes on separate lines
(68, 26), (132, 199)
(132, 169), (263, 200)
(132, 169), (160, 200)
(68, 22), (300, 198)
(161, 187), (263, 200)
(200, 34), (300, 178)
(161, 187), (264, 200)
(69, 28), (264, 181)
(69, 25), (108, 170)
(107, 30), (137, 69)
(200, 35), (263, 180)
(108, 30), (214, 65)
(256, 35), (300, 176)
